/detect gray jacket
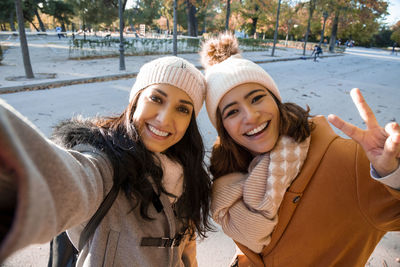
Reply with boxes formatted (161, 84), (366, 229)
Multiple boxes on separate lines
(0, 99), (197, 267)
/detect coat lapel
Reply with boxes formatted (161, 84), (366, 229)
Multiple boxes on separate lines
(261, 116), (338, 256)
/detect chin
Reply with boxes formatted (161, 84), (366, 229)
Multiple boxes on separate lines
(249, 142), (276, 155)
(144, 143), (163, 153)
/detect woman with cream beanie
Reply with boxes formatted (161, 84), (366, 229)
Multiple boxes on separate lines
(201, 32), (400, 267)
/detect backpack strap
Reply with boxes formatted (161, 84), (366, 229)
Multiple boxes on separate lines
(77, 184), (164, 250)
(78, 183), (120, 250)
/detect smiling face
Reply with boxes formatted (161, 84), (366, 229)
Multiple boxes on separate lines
(132, 84), (194, 153)
(218, 82), (280, 155)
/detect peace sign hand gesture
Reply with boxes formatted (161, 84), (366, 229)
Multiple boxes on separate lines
(328, 88), (400, 177)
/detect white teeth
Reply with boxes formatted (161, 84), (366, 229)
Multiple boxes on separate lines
(148, 125), (169, 137)
(245, 122), (268, 136)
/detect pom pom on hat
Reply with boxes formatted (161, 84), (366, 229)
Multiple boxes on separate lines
(200, 32), (240, 68)
(129, 56), (205, 116)
(201, 32), (281, 128)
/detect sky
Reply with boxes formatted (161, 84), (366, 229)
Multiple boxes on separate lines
(385, 0), (400, 25)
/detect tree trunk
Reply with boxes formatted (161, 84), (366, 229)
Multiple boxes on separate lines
(302, 0), (315, 56)
(61, 22), (66, 32)
(24, 15), (40, 32)
(14, 0), (34, 78)
(250, 4), (259, 37)
(329, 10), (340, 52)
(319, 13), (328, 46)
(186, 0), (197, 36)
(271, 0), (281, 56)
(118, 0), (125, 70)
(250, 17), (258, 37)
(9, 12), (16, 31)
(203, 15), (206, 34)
(34, 9), (46, 32)
(166, 18), (170, 33)
(225, 0), (231, 31)
(173, 0), (177, 55)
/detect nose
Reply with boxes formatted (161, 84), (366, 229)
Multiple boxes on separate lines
(243, 105), (260, 124)
(156, 106), (173, 127)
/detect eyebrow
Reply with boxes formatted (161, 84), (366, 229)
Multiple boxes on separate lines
(180, 99), (194, 107)
(221, 89), (266, 116)
(155, 89), (168, 97)
(155, 89), (194, 108)
(221, 102), (237, 116)
(244, 89), (265, 99)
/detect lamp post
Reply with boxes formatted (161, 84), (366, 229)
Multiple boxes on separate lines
(118, 0), (125, 71)
(319, 11), (328, 46)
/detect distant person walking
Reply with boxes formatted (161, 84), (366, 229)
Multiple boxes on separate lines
(311, 45), (323, 62)
(392, 42), (398, 55)
(56, 26), (64, 39)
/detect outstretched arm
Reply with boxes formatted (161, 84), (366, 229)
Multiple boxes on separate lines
(328, 88), (400, 178)
(0, 99), (112, 261)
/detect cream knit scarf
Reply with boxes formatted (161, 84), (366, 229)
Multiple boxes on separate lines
(211, 136), (310, 253)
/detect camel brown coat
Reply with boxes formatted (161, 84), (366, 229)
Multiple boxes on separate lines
(227, 117), (400, 267)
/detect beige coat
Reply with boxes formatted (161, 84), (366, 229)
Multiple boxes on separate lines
(215, 116), (400, 267)
(0, 99), (197, 267)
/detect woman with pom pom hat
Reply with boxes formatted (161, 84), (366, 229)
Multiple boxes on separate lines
(201, 32), (400, 267)
(0, 56), (212, 266)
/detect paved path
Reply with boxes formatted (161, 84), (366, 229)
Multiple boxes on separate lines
(0, 33), (341, 93)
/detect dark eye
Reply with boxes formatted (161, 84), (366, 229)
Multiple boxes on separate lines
(224, 109), (238, 119)
(150, 95), (162, 103)
(177, 105), (190, 114)
(251, 94), (266, 104)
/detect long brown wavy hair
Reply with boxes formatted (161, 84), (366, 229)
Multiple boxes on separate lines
(209, 89), (314, 179)
(93, 94), (213, 238)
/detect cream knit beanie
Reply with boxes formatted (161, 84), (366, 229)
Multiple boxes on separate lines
(200, 33), (281, 127)
(129, 56), (206, 116)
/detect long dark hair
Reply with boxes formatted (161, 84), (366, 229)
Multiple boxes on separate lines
(209, 89), (314, 179)
(95, 98), (212, 238)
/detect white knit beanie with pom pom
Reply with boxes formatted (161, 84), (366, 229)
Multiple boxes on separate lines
(200, 32), (281, 128)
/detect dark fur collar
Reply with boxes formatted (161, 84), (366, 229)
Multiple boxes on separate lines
(51, 117), (108, 151)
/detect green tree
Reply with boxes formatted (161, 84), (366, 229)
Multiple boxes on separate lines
(0, 0), (15, 31)
(372, 26), (392, 47)
(19, 0), (39, 31)
(42, 0), (74, 31)
(339, 0), (388, 46)
(22, 0), (47, 31)
(233, 0), (271, 37)
(66, 0), (128, 31)
(131, 0), (162, 28)
(391, 21), (400, 44)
